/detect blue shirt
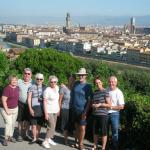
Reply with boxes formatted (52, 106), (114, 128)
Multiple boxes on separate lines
(72, 81), (92, 113)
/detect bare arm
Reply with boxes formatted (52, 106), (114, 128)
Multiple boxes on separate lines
(2, 96), (10, 115)
(27, 91), (34, 116)
(59, 94), (64, 110)
(94, 97), (111, 108)
(103, 96), (112, 108)
(111, 105), (124, 110)
(43, 98), (48, 120)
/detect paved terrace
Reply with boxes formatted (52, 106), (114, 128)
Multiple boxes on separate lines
(0, 110), (94, 150)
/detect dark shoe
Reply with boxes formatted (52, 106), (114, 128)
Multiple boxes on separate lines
(36, 139), (42, 145)
(23, 136), (31, 141)
(2, 139), (8, 146)
(28, 140), (37, 145)
(64, 140), (68, 146)
(8, 137), (16, 143)
(17, 135), (23, 142)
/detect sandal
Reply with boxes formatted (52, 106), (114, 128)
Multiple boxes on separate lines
(91, 147), (97, 150)
(71, 142), (79, 148)
(79, 144), (86, 150)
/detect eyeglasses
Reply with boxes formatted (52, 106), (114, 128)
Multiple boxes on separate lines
(79, 74), (86, 77)
(24, 72), (31, 75)
(50, 81), (56, 83)
(36, 78), (43, 81)
(95, 82), (100, 84)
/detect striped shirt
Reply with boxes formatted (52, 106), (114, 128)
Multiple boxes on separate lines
(92, 89), (109, 116)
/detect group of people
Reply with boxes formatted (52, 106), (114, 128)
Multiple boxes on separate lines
(0, 67), (125, 150)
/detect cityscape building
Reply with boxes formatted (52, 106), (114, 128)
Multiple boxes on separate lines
(130, 17), (136, 34)
(66, 13), (71, 28)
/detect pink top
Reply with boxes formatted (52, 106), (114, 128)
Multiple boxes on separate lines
(2, 85), (19, 109)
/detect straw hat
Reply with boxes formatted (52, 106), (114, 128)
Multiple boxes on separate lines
(76, 68), (88, 75)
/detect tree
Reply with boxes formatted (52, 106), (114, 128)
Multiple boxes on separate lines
(0, 52), (10, 94)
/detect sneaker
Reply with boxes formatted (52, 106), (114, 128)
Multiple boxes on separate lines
(17, 135), (23, 142)
(48, 138), (57, 145)
(8, 137), (16, 143)
(42, 141), (50, 149)
(2, 139), (8, 146)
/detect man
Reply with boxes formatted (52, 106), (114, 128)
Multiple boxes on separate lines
(72, 68), (92, 150)
(17, 68), (33, 142)
(108, 76), (125, 150)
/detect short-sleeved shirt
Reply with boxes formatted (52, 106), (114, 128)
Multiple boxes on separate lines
(92, 89), (109, 116)
(59, 85), (71, 109)
(2, 85), (19, 109)
(72, 81), (92, 113)
(43, 85), (59, 114)
(18, 79), (33, 104)
(107, 87), (125, 113)
(28, 84), (46, 107)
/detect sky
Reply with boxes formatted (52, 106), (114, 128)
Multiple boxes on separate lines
(0, 0), (150, 25)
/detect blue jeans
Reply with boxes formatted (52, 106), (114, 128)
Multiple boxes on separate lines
(108, 112), (120, 150)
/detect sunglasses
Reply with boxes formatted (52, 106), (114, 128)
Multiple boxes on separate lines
(50, 81), (56, 83)
(95, 82), (100, 84)
(24, 72), (31, 75)
(36, 78), (43, 81)
(79, 74), (86, 77)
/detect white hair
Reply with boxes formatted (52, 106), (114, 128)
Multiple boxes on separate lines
(49, 75), (58, 83)
(35, 73), (44, 80)
(24, 68), (32, 73)
(109, 76), (118, 83)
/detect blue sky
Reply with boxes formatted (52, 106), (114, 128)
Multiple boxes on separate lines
(1, 0), (150, 17)
(0, 0), (150, 25)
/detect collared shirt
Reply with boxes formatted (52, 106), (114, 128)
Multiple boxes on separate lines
(28, 84), (46, 107)
(18, 79), (33, 104)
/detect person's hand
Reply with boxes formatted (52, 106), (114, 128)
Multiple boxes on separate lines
(92, 103), (96, 108)
(6, 110), (11, 115)
(57, 111), (61, 117)
(81, 112), (86, 120)
(96, 103), (101, 108)
(45, 113), (49, 120)
(30, 109), (34, 116)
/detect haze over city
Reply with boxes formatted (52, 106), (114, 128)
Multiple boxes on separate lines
(0, 0), (150, 26)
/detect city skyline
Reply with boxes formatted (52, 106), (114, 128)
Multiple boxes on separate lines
(0, 0), (150, 25)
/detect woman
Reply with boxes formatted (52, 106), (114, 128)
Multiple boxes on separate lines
(1, 75), (19, 146)
(28, 73), (46, 144)
(42, 75), (60, 149)
(92, 77), (111, 150)
(59, 74), (76, 145)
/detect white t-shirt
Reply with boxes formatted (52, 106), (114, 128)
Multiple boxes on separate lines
(108, 87), (125, 113)
(43, 85), (59, 113)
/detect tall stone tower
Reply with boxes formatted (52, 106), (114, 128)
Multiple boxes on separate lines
(66, 13), (71, 28)
(130, 17), (136, 34)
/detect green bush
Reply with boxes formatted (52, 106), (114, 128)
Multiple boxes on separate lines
(0, 48), (150, 149)
(0, 52), (10, 94)
(124, 100), (150, 150)
(14, 48), (84, 84)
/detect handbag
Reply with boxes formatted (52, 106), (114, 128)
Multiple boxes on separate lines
(32, 105), (43, 117)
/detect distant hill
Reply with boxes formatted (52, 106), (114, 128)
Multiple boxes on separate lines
(73, 15), (150, 26)
(0, 15), (150, 26)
